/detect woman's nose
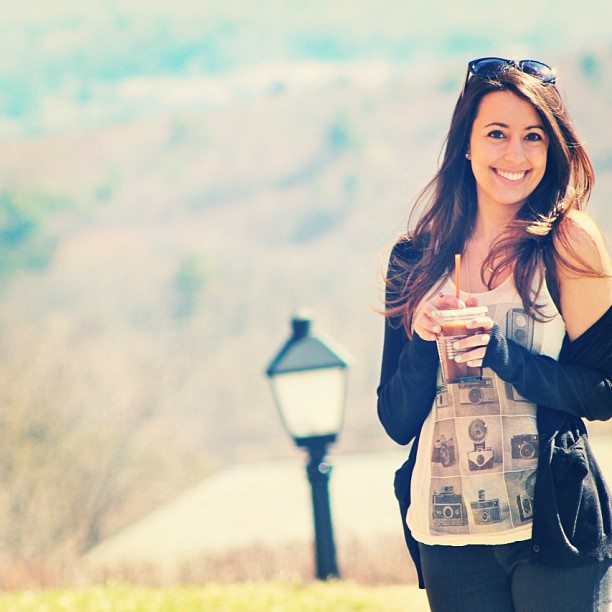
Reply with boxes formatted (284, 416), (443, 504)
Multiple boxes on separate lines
(504, 137), (526, 163)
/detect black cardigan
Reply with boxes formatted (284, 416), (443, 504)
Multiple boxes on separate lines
(377, 239), (612, 588)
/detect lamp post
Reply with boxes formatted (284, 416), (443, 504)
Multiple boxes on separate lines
(265, 311), (351, 580)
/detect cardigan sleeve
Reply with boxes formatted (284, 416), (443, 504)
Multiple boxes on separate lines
(376, 241), (439, 445)
(483, 307), (612, 421)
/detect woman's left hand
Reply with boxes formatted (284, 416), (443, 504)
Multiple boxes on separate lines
(451, 296), (495, 368)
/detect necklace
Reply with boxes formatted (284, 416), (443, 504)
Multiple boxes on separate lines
(464, 248), (475, 294)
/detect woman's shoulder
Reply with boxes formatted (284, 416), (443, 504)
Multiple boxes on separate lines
(553, 209), (610, 276)
(559, 208), (603, 236)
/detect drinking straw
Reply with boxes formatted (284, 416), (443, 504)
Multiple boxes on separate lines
(455, 253), (461, 299)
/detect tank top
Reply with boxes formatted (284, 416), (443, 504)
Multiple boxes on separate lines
(406, 270), (566, 545)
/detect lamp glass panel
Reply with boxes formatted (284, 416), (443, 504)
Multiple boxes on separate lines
(271, 367), (346, 439)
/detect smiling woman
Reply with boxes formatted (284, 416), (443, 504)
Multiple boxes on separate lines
(377, 57), (612, 612)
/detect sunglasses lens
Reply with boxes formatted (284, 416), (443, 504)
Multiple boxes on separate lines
(519, 60), (556, 83)
(470, 58), (508, 79)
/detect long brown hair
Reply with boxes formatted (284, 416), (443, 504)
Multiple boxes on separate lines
(386, 64), (597, 336)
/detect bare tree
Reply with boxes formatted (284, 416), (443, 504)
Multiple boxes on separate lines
(0, 315), (200, 587)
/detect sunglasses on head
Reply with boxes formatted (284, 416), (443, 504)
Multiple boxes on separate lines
(468, 57), (557, 85)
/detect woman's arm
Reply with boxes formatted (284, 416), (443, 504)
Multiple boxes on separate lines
(376, 242), (441, 445)
(377, 317), (439, 445)
(483, 310), (612, 421)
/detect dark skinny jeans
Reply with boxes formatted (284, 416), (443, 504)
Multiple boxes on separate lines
(419, 541), (611, 612)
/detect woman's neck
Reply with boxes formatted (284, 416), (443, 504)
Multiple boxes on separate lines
(463, 207), (516, 292)
(471, 208), (515, 243)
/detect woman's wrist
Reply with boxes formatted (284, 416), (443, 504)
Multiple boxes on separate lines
(481, 323), (512, 377)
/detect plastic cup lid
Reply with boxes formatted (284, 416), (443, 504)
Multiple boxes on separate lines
(432, 306), (488, 319)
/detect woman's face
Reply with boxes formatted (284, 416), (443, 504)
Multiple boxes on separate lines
(468, 90), (549, 215)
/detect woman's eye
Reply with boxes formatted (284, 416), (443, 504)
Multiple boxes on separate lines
(525, 132), (543, 142)
(487, 130), (505, 139)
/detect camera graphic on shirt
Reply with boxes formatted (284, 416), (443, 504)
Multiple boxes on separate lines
(516, 493), (534, 522)
(516, 471), (536, 522)
(431, 434), (456, 468)
(470, 489), (503, 524)
(467, 418), (495, 471)
(432, 485), (467, 526)
(504, 307), (543, 403)
(506, 308), (535, 350)
(458, 377), (497, 405)
(435, 384), (452, 409)
(511, 434), (539, 460)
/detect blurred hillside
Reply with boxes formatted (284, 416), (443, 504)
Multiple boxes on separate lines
(2, 0), (612, 137)
(0, 1), (611, 586)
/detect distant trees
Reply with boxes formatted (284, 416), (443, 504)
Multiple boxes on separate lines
(0, 191), (221, 587)
(172, 253), (209, 320)
(580, 53), (602, 85)
(326, 117), (357, 153)
(0, 316), (204, 587)
(0, 189), (66, 279)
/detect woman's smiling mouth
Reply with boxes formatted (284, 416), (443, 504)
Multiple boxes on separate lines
(494, 168), (528, 182)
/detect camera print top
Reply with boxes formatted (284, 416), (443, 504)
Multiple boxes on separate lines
(406, 270), (566, 545)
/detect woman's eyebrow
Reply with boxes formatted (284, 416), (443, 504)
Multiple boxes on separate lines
(483, 121), (545, 130)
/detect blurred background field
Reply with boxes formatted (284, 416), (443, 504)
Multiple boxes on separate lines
(0, 0), (610, 590)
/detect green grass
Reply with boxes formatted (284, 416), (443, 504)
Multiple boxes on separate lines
(0, 582), (430, 611)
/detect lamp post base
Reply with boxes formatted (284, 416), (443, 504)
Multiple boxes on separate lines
(304, 437), (340, 580)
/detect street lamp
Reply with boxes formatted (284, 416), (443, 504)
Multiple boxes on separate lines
(265, 311), (351, 580)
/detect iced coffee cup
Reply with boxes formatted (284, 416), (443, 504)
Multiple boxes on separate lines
(433, 306), (488, 383)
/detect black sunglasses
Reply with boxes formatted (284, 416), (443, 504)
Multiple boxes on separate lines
(467, 57), (557, 85)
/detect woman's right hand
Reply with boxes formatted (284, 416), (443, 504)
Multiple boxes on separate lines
(413, 293), (476, 341)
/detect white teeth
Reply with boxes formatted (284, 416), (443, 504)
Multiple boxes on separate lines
(496, 169), (526, 181)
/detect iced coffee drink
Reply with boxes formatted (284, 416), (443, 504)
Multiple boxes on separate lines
(433, 306), (488, 383)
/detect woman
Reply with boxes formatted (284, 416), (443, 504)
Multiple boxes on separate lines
(377, 58), (612, 611)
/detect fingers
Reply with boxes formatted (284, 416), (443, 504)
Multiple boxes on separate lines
(452, 327), (491, 368)
(431, 293), (466, 312)
(454, 346), (488, 368)
(414, 294), (491, 343)
(453, 333), (491, 351)
(467, 316), (493, 332)
(413, 306), (441, 341)
(414, 295), (450, 341)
